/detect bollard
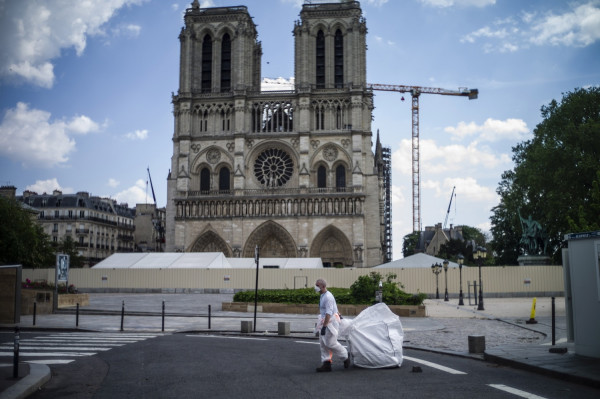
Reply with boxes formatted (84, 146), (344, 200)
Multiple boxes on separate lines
(13, 327), (20, 378)
(278, 322), (290, 336)
(526, 297), (538, 324)
(468, 335), (485, 353)
(551, 296), (555, 345)
(33, 302), (37, 326)
(76, 303), (80, 327)
(241, 320), (253, 333)
(208, 305), (211, 330)
(120, 301), (125, 332)
(162, 301), (165, 332)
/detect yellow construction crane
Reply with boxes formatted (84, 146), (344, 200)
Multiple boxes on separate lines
(367, 83), (478, 232)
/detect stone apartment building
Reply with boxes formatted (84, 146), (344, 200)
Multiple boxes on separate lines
(165, 1), (388, 267)
(17, 190), (136, 266)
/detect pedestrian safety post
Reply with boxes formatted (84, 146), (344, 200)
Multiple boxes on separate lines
(208, 305), (212, 330)
(120, 301), (125, 331)
(76, 303), (80, 327)
(162, 301), (165, 332)
(33, 302), (37, 326)
(13, 327), (20, 378)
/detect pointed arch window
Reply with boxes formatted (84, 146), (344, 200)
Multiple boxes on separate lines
(219, 167), (230, 191)
(317, 165), (327, 189)
(200, 167), (211, 192)
(220, 33), (231, 92)
(201, 35), (212, 93)
(316, 30), (325, 88)
(335, 165), (346, 190)
(334, 29), (343, 88)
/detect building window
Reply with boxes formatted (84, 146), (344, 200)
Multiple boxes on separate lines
(254, 148), (294, 188)
(200, 168), (211, 192)
(334, 29), (343, 88)
(317, 165), (327, 188)
(336, 165), (346, 190)
(316, 30), (325, 88)
(201, 34), (212, 93)
(54, 210), (59, 218)
(221, 33), (231, 92)
(219, 167), (230, 191)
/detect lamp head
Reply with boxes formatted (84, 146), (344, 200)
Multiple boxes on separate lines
(443, 259), (449, 270)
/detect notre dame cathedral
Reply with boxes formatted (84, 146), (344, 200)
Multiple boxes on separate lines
(165, 1), (390, 267)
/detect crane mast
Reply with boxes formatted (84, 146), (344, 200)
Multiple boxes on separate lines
(443, 186), (456, 229)
(367, 83), (477, 232)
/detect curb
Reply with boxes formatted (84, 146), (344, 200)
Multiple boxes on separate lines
(0, 364), (50, 399)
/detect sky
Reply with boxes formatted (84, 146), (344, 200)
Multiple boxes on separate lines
(1, 0), (599, 260)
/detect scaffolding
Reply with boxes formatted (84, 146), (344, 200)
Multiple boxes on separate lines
(382, 146), (392, 263)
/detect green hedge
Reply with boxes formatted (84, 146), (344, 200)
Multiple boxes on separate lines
(233, 287), (426, 306)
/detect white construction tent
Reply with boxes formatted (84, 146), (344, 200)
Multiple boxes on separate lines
(93, 253), (324, 269)
(374, 253), (467, 269)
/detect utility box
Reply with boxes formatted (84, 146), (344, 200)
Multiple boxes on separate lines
(564, 231), (600, 358)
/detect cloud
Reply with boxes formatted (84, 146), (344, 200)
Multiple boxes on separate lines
(419, 0), (495, 8)
(108, 178), (120, 188)
(112, 24), (142, 39)
(112, 179), (148, 206)
(125, 129), (148, 140)
(462, 1), (600, 52)
(25, 178), (72, 195)
(444, 118), (529, 142)
(392, 137), (511, 177)
(0, 102), (100, 167)
(530, 2), (600, 47)
(0, 0), (145, 88)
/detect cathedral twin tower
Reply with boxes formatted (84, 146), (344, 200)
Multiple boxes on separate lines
(166, 1), (387, 267)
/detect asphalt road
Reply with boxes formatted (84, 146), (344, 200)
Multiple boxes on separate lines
(2, 332), (597, 399)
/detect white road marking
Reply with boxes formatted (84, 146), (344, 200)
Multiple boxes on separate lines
(403, 356), (467, 375)
(13, 342), (124, 347)
(0, 352), (95, 357)
(186, 335), (268, 341)
(541, 338), (567, 346)
(0, 345), (112, 351)
(488, 384), (548, 398)
(295, 341), (319, 345)
(26, 360), (75, 365)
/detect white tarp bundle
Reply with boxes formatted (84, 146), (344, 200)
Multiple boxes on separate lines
(339, 303), (404, 368)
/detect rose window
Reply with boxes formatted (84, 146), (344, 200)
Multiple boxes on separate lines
(254, 148), (294, 188)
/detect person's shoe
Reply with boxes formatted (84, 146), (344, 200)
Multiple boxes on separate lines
(344, 357), (351, 369)
(316, 361), (332, 372)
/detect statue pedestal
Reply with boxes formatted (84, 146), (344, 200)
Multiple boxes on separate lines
(517, 255), (551, 266)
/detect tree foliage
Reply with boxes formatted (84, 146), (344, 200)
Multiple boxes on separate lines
(402, 231), (420, 258)
(0, 197), (55, 268)
(490, 87), (600, 264)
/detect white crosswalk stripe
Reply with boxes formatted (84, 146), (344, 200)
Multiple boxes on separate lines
(0, 332), (159, 365)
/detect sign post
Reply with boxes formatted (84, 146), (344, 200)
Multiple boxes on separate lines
(54, 254), (69, 313)
(253, 245), (259, 332)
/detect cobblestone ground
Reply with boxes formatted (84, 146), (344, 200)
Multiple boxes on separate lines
(404, 318), (544, 352)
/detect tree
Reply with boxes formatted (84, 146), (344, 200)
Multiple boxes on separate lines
(55, 236), (85, 268)
(567, 170), (600, 232)
(0, 197), (55, 268)
(490, 87), (600, 264)
(402, 231), (420, 258)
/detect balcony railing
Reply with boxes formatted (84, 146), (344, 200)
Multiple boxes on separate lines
(177, 186), (363, 199)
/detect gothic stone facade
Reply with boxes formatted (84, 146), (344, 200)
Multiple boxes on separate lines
(166, 1), (385, 267)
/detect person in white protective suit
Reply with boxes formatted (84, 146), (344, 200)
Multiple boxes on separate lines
(314, 278), (351, 372)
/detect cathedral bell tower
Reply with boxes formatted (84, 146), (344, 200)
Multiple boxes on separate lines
(166, 1), (384, 267)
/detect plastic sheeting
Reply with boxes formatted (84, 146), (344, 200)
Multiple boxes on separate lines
(339, 303), (404, 368)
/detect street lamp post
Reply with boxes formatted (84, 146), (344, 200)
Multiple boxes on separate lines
(431, 263), (442, 299)
(474, 246), (487, 311)
(457, 253), (465, 306)
(443, 259), (449, 301)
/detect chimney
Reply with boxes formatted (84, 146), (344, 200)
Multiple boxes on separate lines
(0, 185), (17, 199)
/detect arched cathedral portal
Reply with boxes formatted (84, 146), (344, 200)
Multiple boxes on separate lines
(311, 225), (353, 267)
(243, 221), (297, 258)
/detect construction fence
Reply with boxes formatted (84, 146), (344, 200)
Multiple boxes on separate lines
(21, 265), (564, 298)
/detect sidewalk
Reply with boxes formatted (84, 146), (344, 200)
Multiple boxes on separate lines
(1, 294), (599, 398)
